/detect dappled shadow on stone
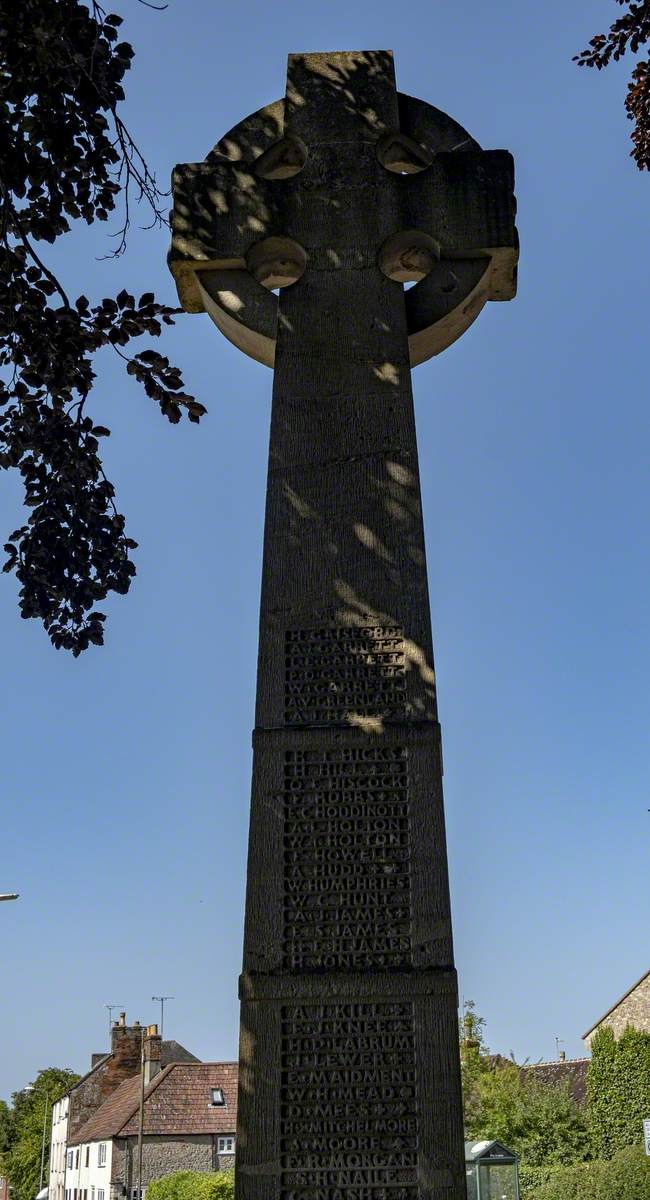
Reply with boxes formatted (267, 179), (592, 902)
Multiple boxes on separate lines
(169, 48), (518, 1200)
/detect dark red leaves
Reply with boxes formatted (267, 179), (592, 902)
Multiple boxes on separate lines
(575, 1), (650, 169)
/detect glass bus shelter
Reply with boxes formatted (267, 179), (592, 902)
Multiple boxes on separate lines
(465, 1140), (520, 1200)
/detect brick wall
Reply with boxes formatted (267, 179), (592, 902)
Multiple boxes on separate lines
(585, 973), (650, 1049)
(69, 1025), (142, 1140)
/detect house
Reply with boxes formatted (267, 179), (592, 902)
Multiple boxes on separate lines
(522, 1054), (590, 1106)
(516, 967), (650, 1103)
(582, 967), (650, 1050)
(64, 1049), (238, 1200)
(49, 1015), (199, 1200)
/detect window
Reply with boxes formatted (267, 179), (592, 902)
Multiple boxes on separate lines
(85, 1148), (90, 1168)
(98, 1144), (107, 1168)
(75, 1151), (79, 1169)
(217, 1136), (235, 1154)
(97, 1190), (104, 1200)
(210, 1088), (225, 1106)
(131, 1188), (145, 1200)
(67, 1152), (73, 1170)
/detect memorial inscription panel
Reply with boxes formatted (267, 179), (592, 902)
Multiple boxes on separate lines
(282, 746), (412, 969)
(280, 1001), (418, 1200)
(284, 627), (407, 724)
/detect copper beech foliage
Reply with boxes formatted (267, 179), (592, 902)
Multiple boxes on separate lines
(0, 0), (205, 654)
(575, 0), (650, 170)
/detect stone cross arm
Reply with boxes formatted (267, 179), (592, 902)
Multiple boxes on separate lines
(168, 51), (518, 366)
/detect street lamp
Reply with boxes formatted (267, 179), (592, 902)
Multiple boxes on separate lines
(23, 1085), (49, 1195)
(0, 893), (19, 901)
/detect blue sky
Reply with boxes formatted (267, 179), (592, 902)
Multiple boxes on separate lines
(1, 0), (649, 1097)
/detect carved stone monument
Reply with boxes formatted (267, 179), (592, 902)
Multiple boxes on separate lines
(170, 50), (517, 1200)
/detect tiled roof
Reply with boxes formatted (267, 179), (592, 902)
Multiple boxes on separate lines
(582, 967), (650, 1039)
(160, 1041), (200, 1067)
(63, 1055), (109, 1100)
(68, 1075), (142, 1145)
(69, 1063), (238, 1144)
(522, 1058), (590, 1106)
(122, 1063), (238, 1136)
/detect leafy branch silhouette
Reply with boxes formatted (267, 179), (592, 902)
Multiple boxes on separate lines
(0, 0), (204, 653)
(575, 1), (650, 170)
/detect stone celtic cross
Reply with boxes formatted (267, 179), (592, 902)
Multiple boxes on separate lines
(170, 50), (517, 1200)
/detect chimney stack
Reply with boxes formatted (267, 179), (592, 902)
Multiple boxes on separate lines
(110, 1015), (142, 1073)
(69, 1014), (141, 1140)
(143, 1024), (162, 1086)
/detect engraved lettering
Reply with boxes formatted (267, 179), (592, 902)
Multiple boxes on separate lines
(281, 747), (412, 970)
(280, 1002), (419, 1200)
(284, 627), (407, 723)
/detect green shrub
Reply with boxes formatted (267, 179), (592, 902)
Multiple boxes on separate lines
(146, 1169), (234, 1200)
(588, 1026), (650, 1159)
(523, 1145), (650, 1200)
(466, 1057), (589, 1167)
(518, 1163), (562, 1196)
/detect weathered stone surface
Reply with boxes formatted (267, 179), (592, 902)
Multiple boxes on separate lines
(583, 968), (650, 1048)
(169, 55), (517, 364)
(170, 48), (518, 1200)
(111, 1135), (228, 1188)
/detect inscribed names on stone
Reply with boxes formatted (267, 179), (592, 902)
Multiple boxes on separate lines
(284, 627), (407, 725)
(280, 1000), (419, 1200)
(282, 747), (412, 970)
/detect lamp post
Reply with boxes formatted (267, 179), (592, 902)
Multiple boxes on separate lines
(0, 893), (18, 901)
(136, 1024), (158, 1200)
(23, 1085), (49, 1194)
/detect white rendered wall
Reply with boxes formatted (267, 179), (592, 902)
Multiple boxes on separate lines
(64, 1141), (113, 1200)
(49, 1096), (70, 1200)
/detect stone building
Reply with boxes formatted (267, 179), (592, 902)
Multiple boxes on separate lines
(49, 1015), (199, 1200)
(65, 1060), (238, 1200)
(582, 967), (650, 1050)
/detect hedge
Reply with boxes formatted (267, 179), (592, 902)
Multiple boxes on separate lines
(520, 1145), (650, 1200)
(146, 1170), (234, 1200)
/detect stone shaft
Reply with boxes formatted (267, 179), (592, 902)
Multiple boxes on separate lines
(236, 53), (465, 1200)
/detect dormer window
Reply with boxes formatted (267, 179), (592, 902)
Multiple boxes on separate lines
(210, 1088), (225, 1106)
